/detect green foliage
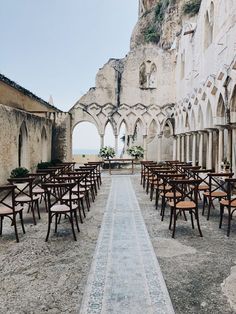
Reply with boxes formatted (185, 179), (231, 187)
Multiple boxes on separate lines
(182, 0), (202, 16)
(99, 146), (115, 159)
(144, 26), (161, 44)
(155, 0), (170, 22)
(37, 162), (52, 169)
(127, 146), (144, 159)
(50, 159), (62, 165)
(10, 167), (29, 178)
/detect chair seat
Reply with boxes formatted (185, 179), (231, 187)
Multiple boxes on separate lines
(33, 187), (44, 194)
(51, 204), (77, 212)
(198, 185), (209, 191)
(203, 191), (227, 197)
(220, 199), (236, 207)
(169, 201), (196, 209)
(159, 185), (171, 191)
(0, 205), (22, 215)
(161, 192), (182, 198)
(62, 193), (78, 201)
(15, 195), (39, 202)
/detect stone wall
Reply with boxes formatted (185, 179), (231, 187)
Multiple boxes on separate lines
(0, 104), (52, 184)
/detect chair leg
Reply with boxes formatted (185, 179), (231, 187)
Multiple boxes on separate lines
(78, 202), (84, 223)
(155, 189), (159, 210)
(172, 209), (177, 238)
(169, 207), (173, 230)
(70, 213), (77, 241)
(45, 213), (52, 242)
(74, 210), (80, 233)
(202, 196), (207, 215)
(13, 214), (19, 243)
(31, 203), (37, 225)
(36, 200), (41, 219)
(195, 210), (203, 237)
(0, 216), (3, 235)
(80, 199), (86, 218)
(19, 212), (25, 234)
(207, 198), (212, 220)
(219, 204), (224, 229)
(227, 208), (231, 237)
(55, 214), (58, 233)
(190, 210), (195, 229)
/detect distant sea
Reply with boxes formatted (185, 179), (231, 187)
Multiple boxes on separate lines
(73, 148), (99, 155)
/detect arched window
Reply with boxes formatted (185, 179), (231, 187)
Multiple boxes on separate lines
(204, 2), (214, 49)
(18, 122), (29, 168)
(139, 62), (147, 88)
(217, 94), (225, 117)
(41, 127), (48, 162)
(149, 63), (157, 88)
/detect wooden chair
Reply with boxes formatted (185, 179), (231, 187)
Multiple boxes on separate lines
(219, 178), (236, 236)
(202, 172), (234, 220)
(0, 185), (25, 242)
(42, 182), (80, 241)
(168, 179), (203, 238)
(8, 177), (40, 225)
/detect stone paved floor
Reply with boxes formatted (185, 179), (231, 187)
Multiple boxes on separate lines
(78, 175), (174, 314)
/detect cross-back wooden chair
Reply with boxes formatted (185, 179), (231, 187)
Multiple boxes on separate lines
(0, 185), (25, 242)
(8, 177), (40, 225)
(168, 179), (203, 238)
(42, 181), (80, 241)
(219, 178), (236, 236)
(202, 172), (234, 220)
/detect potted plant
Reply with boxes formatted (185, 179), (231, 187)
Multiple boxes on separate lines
(127, 145), (144, 159)
(99, 146), (115, 159)
(10, 167), (29, 178)
(225, 160), (231, 170)
(37, 162), (52, 169)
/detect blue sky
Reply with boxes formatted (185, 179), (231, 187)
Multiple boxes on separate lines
(0, 0), (138, 112)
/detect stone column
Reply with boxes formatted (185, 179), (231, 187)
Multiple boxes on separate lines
(192, 132), (197, 166)
(227, 127), (232, 165)
(186, 134), (191, 162)
(198, 131), (204, 167)
(232, 127), (236, 175)
(100, 134), (104, 150)
(181, 135), (185, 162)
(157, 134), (163, 162)
(115, 135), (118, 156)
(218, 128), (224, 170)
(207, 130), (213, 169)
(177, 135), (181, 161)
(143, 135), (147, 160)
(172, 136), (177, 160)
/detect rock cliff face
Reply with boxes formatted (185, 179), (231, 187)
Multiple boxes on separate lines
(131, 0), (186, 50)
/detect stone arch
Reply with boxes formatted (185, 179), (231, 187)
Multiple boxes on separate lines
(230, 85), (236, 112)
(185, 111), (190, 131)
(18, 121), (29, 168)
(204, 2), (214, 49)
(198, 106), (204, 130)
(41, 127), (48, 162)
(206, 100), (213, 128)
(162, 118), (174, 138)
(148, 119), (158, 143)
(149, 63), (157, 88)
(216, 93), (225, 117)
(190, 110), (196, 130)
(139, 62), (147, 88)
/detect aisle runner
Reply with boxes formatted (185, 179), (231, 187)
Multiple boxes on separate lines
(78, 176), (175, 314)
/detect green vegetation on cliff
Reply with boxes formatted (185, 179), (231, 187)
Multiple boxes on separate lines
(182, 0), (202, 16)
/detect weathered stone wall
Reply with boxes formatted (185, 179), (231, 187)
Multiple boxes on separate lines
(0, 104), (52, 184)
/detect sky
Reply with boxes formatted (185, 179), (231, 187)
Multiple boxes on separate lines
(0, 0), (138, 112)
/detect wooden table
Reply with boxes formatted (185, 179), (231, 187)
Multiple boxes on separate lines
(104, 158), (136, 175)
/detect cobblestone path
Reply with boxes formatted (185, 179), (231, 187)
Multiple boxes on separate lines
(78, 176), (174, 314)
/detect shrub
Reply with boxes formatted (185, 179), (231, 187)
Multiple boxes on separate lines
(10, 167), (29, 178)
(182, 0), (202, 16)
(127, 146), (144, 159)
(144, 26), (161, 44)
(99, 146), (115, 159)
(37, 162), (52, 169)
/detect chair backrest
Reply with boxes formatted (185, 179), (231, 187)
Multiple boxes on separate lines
(224, 178), (236, 203)
(8, 177), (35, 200)
(208, 173), (234, 194)
(169, 179), (202, 206)
(0, 185), (16, 213)
(42, 182), (76, 209)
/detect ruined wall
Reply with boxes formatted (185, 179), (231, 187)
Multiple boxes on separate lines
(0, 104), (52, 184)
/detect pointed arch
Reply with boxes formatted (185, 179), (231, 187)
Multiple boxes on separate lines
(230, 85), (236, 112)
(41, 127), (48, 162)
(18, 121), (29, 168)
(198, 106), (204, 130)
(185, 112), (190, 131)
(149, 63), (157, 88)
(190, 110), (196, 130)
(148, 119), (158, 143)
(206, 101), (213, 127)
(217, 93), (225, 117)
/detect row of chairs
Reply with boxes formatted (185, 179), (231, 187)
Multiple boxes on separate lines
(0, 161), (103, 242)
(141, 160), (236, 238)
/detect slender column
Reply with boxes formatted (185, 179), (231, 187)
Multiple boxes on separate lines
(227, 128), (232, 165)
(207, 130), (213, 169)
(143, 135), (147, 160)
(181, 135), (185, 162)
(232, 127), (236, 175)
(218, 128), (224, 170)
(177, 135), (181, 161)
(192, 132), (197, 166)
(198, 131), (204, 167)
(100, 134), (104, 149)
(186, 134), (190, 162)
(115, 135), (118, 156)
(172, 136), (177, 160)
(157, 134), (162, 162)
